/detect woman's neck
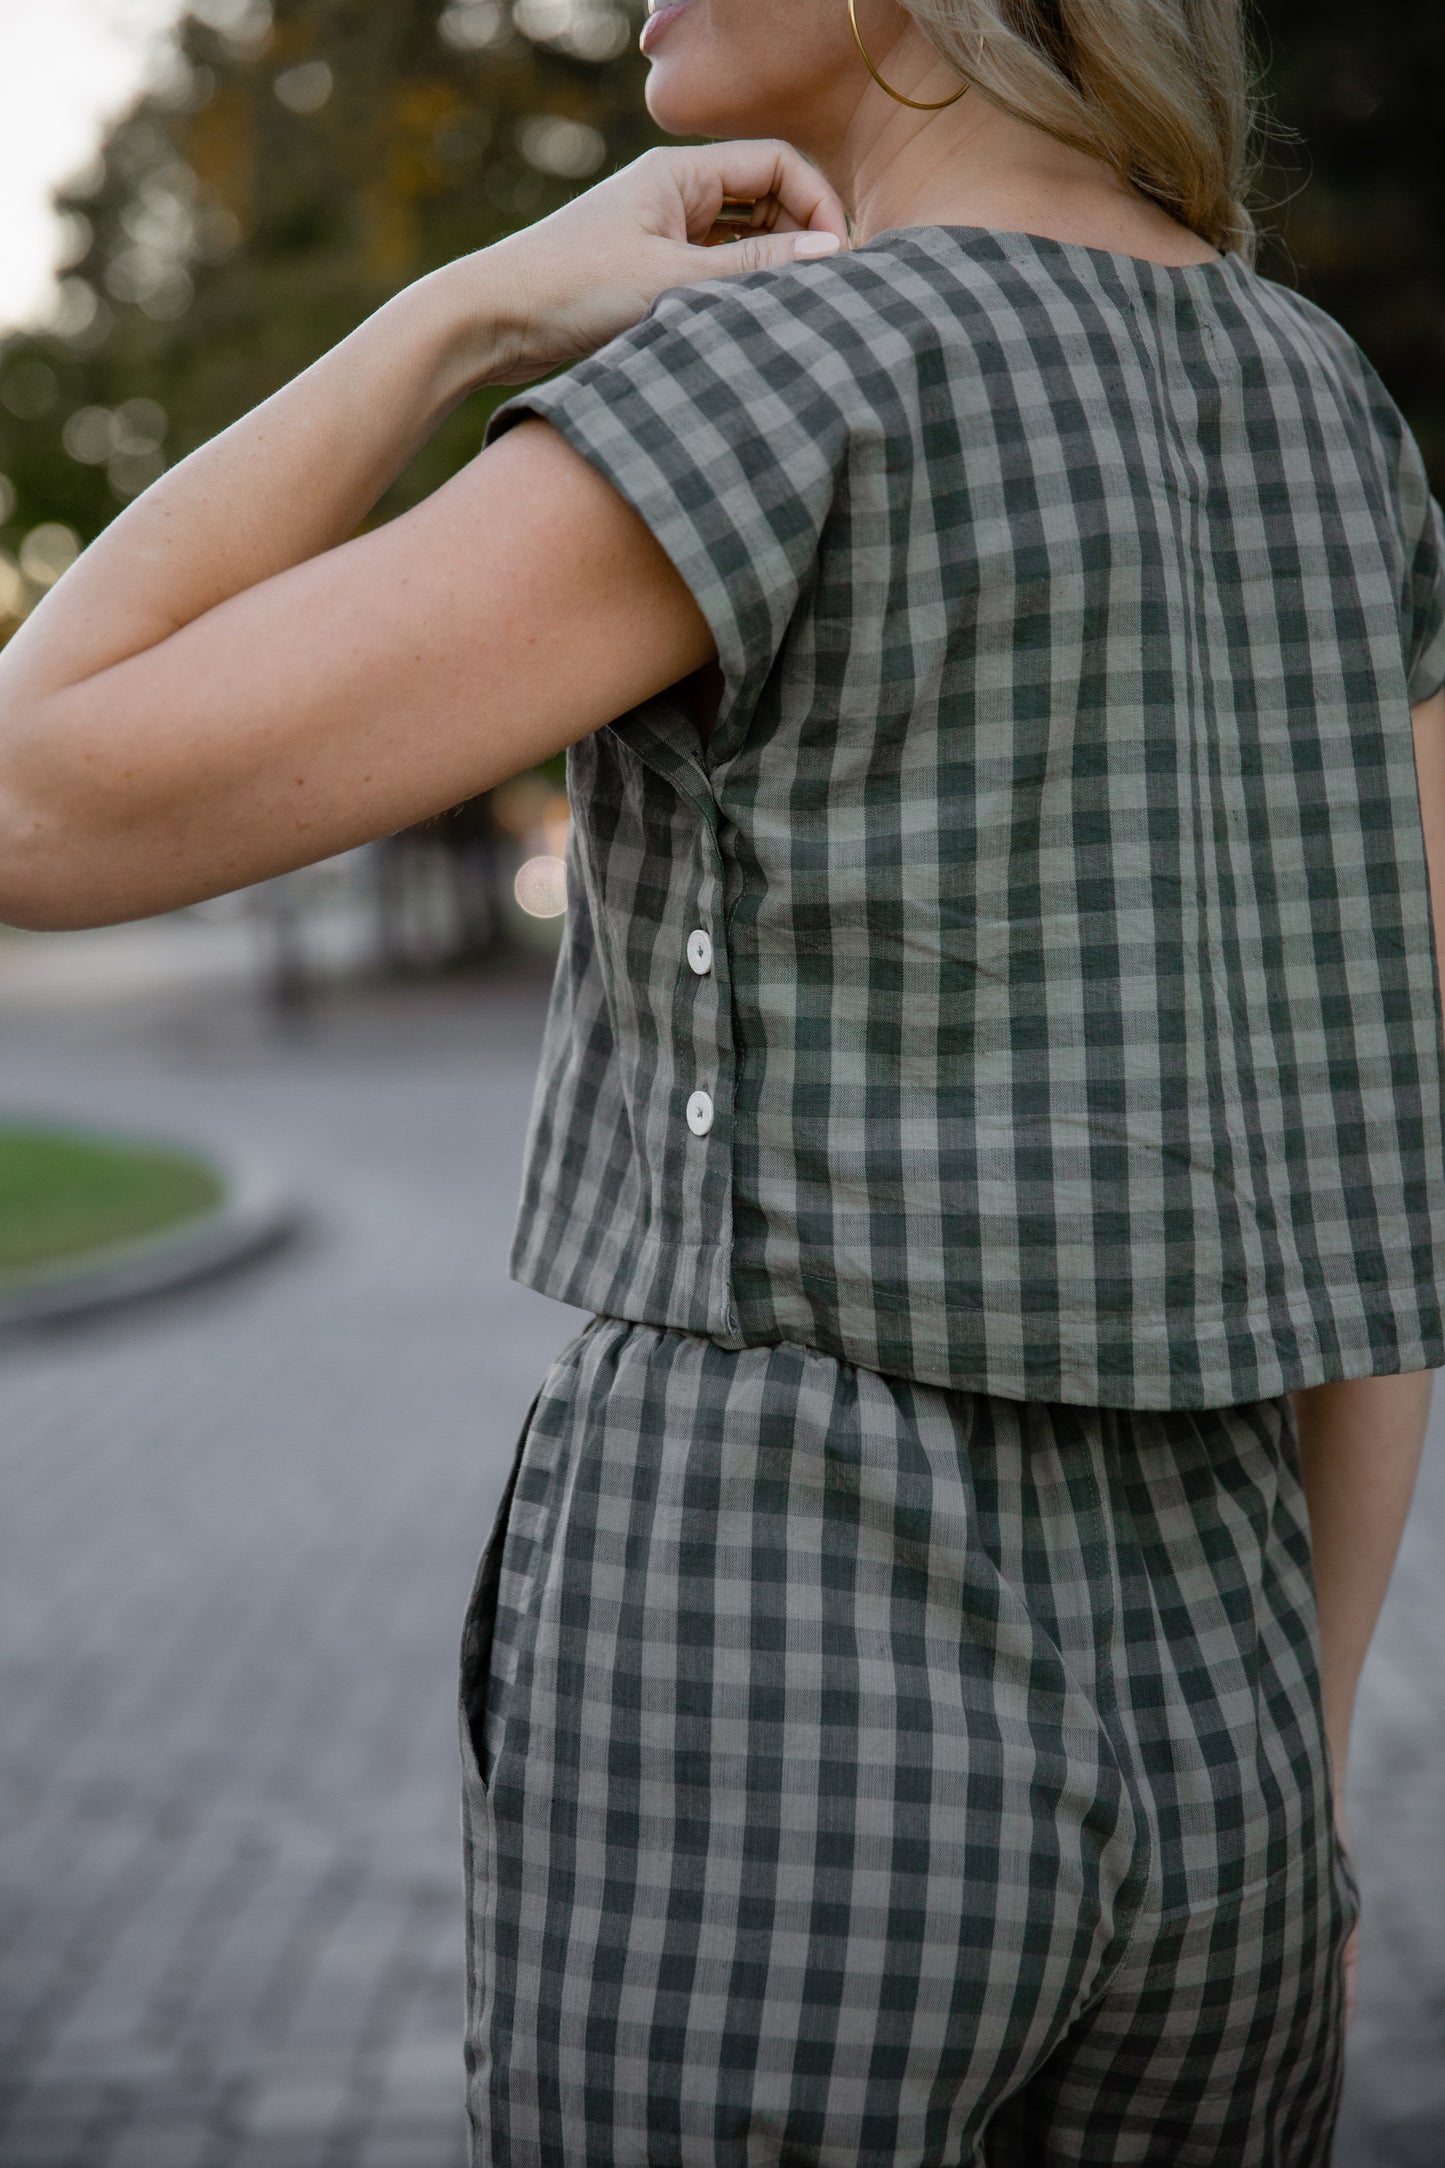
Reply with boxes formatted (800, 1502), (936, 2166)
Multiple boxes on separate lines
(831, 84), (1220, 266)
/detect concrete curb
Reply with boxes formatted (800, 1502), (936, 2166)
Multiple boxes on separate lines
(0, 1154), (304, 1331)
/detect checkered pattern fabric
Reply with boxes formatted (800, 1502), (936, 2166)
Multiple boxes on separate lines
(486, 226), (1445, 1409)
(460, 1315), (1358, 2163)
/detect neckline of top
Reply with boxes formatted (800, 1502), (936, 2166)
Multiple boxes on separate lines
(862, 222), (1237, 279)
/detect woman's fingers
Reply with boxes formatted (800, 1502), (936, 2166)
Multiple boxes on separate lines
(475, 142), (849, 381)
(692, 226), (844, 277)
(660, 143), (849, 276)
(663, 140), (851, 246)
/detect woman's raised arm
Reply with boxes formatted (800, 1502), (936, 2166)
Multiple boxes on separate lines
(0, 144), (845, 932)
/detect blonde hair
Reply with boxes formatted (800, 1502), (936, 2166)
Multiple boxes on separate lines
(906, 0), (1260, 262)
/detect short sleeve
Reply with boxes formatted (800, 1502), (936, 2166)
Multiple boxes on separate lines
(483, 272), (851, 724)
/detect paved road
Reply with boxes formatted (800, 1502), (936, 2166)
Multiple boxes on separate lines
(0, 937), (1440, 2166)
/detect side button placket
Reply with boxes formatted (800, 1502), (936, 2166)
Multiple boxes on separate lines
(607, 701), (740, 1339)
(684, 927), (718, 1135)
(682, 868), (721, 1144)
(680, 828), (738, 1338)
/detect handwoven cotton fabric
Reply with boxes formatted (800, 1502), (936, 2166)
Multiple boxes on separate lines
(485, 226), (1445, 1410)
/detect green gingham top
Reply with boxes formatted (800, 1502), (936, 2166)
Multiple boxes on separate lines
(485, 224), (1445, 1410)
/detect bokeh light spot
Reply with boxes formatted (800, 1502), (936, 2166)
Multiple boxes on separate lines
(18, 524), (81, 587)
(518, 115), (606, 180)
(274, 62), (334, 116)
(513, 855), (568, 919)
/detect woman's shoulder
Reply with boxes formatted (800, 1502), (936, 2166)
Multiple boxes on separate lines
(1236, 259), (1374, 362)
(624, 240), (1002, 416)
(539, 250), (938, 449)
(641, 245), (926, 361)
(1231, 260), (1423, 464)
(664, 230), (1015, 341)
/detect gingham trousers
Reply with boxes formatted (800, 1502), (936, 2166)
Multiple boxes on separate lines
(459, 1316), (1358, 2164)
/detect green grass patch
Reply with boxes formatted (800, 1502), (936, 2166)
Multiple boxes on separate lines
(0, 1126), (224, 1284)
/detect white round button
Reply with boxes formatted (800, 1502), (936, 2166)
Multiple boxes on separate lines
(686, 1089), (714, 1137)
(686, 928), (713, 976)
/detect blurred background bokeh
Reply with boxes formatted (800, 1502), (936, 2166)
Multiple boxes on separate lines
(0, 4), (1443, 2165)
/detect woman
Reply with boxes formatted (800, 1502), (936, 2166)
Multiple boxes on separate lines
(2, 0), (1442, 2158)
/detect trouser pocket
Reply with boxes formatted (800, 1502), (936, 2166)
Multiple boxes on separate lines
(458, 1384), (541, 1796)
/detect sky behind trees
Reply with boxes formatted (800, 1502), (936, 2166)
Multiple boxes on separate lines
(0, 0), (183, 331)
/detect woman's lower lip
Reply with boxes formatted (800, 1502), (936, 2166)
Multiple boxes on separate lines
(640, 0), (693, 54)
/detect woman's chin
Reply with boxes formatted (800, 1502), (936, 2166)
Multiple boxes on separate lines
(643, 72), (767, 140)
(641, 74), (691, 132)
(645, 90), (723, 136)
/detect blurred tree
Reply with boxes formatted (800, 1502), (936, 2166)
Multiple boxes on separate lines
(1253, 0), (1445, 485)
(0, 0), (656, 648)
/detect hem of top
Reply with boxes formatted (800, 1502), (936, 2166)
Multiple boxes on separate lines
(508, 1223), (736, 1339)
(506, 1253), (1445, 1410)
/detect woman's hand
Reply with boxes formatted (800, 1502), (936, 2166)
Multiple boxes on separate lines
(472, 140), (850, 385)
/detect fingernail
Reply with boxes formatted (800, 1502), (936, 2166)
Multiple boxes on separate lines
(793, 231), (842, 259)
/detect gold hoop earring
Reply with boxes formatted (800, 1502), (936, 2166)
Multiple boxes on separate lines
(847, 0), (971, 111)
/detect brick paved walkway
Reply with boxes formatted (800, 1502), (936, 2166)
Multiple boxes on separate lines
(0, 939), (1440, 2166)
